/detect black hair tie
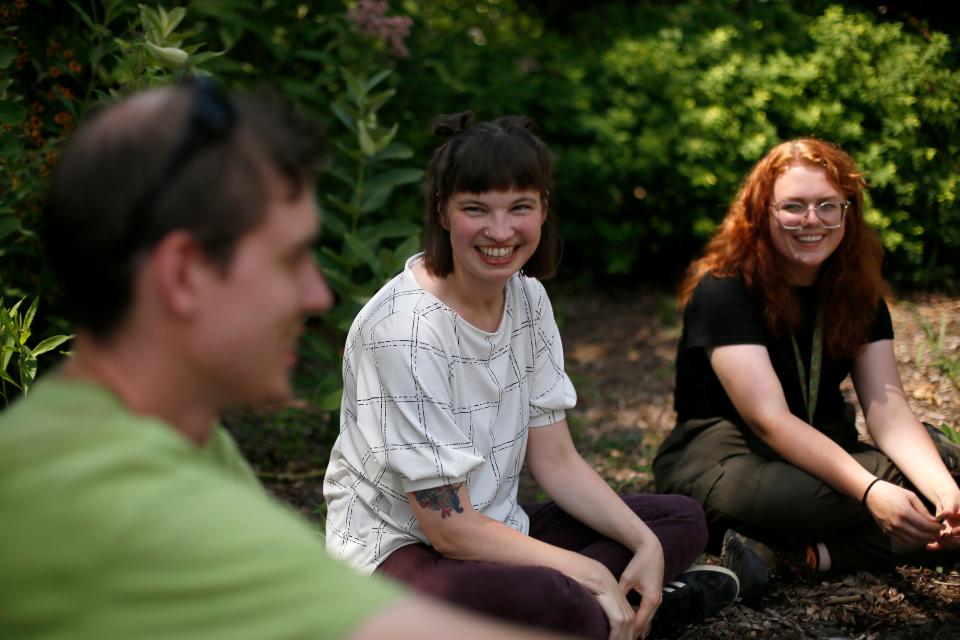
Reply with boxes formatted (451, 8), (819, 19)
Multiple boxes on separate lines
(433, 111), (475, 138)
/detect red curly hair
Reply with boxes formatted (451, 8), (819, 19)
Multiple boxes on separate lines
(678, 138), (887, 359)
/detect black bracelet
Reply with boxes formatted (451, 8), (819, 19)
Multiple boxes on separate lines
(861, 478), (882, 507)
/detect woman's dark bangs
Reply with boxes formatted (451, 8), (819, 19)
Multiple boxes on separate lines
(450, 134), (547, 195)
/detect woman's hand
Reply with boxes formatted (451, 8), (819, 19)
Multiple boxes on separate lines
(928, 490), (960, 551)
(865, 480), (941, 552)
(589, 565), (639, 640)
(618, 536), (665, 639)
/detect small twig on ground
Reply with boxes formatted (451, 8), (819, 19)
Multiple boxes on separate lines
(824, 594), (862, 605)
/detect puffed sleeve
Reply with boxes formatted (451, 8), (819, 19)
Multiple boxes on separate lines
(524, 279), (577, 427)
(352, 310), (486, 492)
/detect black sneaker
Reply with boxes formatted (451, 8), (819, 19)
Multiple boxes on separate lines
(720, 528), (776, 603)
(650, 564), (739, 638)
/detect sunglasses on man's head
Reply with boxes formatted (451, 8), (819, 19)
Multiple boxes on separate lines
(124, 76), (237, 249)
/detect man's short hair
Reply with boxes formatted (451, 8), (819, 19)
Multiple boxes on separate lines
(42, 80), (326, 338)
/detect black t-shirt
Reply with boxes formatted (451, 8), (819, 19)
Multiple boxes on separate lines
(674, 275), (894, 430)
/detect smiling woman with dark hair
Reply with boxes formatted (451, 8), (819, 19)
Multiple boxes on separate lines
(324, 112), (738, 639)
(654, 138), (960, 602)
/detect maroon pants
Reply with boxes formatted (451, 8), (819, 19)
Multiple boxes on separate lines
(375, 494), (708, 639)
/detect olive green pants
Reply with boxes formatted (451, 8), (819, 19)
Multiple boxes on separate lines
(653, 415), (959, 571)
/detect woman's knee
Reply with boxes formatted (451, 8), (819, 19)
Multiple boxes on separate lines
(664, 494), (709, 550)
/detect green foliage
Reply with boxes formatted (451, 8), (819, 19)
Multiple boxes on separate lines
(312, 68), (423, 410)
(549, 2), (960, 285)
(0, 0), (227, 382)
(0, 296), (71, 407)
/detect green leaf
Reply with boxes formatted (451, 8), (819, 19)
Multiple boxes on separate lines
(31, 334), (73, 358)
(360, 183), (392, 214)
(365, 89), (396, 115)
(294, 49), (335, 64)
(366, 168), (424, 190)
(0, 368), (21, 389)
(18, 355), (37, 393)
(144, 42), (189, 68)
(319, 206), (348, 238)
(187, 50), (226, 66)
(331, 101), (359, 135)
(323, 165), (354, 188)
(8, 297), (24, 322)
(68, 0), (99, 32)
(0, 217), (21, 243)
(139, 4), (163, 40)
(379, 235), (420, 276)
(300, 332), (337, 362)
(0, 134), (19, 159)
(374, 142), (414, 161)
(22, 297), (38, 332)
(341, 68), (365, 105)
(334, 142), (363, 163)
(324, 194), (360, 218)
(0, 48), (16, 69)
(164, 7), (187, 36)
(357, 121), (377, 157)
(343, 233), (383, 278)
(319, 387), (343, 412)
(0, 101), (27, 126)
(363, 69), (392, 93)
(315, 258), (353, 293)
(370, 122), (399, 155)
(366, 220), (420, 241)
(393, 235), (421, 264)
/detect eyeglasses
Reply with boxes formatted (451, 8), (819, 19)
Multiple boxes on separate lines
(124, 76), (237, 250)
(770, 200), (849, 231)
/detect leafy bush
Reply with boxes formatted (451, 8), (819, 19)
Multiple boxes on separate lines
(546, 2), (960, 286)
(0, 296), (71, 407)
(1, 1), (229, 392)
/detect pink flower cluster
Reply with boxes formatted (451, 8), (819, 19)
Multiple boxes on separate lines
(346, 0), (414, 58)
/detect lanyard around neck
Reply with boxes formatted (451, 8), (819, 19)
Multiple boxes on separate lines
(789, 306), (823, 424)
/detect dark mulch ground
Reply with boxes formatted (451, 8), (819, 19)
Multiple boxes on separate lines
(232, 287), (960, 639)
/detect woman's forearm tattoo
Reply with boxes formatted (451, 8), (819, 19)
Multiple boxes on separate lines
(413, 483), (465, 519)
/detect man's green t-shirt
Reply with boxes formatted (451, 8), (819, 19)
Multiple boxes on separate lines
(0, 377), (399, 639)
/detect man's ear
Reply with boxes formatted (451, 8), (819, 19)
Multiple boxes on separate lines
(148, 231), (211, 319)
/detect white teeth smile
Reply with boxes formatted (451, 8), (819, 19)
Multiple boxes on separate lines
(478, 246), (514, 258)
(795, 234), (825, 243)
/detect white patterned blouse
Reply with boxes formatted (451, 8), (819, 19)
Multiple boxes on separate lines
(324, 253), (577, 574)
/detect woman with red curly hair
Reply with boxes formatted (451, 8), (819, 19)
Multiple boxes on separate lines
(654, 138), (960, 601)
